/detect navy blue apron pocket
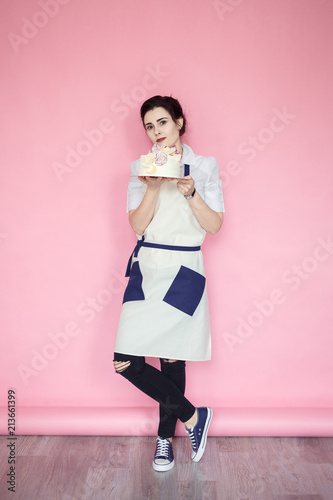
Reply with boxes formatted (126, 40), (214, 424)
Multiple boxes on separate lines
(163, 265), (206, 316)
(123, 261), (145, 304)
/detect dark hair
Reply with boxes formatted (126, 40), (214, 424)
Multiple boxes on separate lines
(140, 95), (186, 136)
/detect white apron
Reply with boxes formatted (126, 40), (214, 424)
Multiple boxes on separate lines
(114, 168), (211, 361)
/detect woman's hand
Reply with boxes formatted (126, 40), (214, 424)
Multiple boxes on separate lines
(177, 175), (195, 197)
(177, 175), (223, 234)
(130, 176), (173, 234)
(139, 176), (173, 191)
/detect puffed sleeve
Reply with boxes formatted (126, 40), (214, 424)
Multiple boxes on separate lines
(126, 160), (144, 213)
(202, 157), (225, 213)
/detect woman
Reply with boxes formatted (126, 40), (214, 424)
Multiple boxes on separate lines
(113, 95), (225, 472)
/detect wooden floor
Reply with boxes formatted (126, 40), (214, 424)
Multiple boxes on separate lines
(0, 435), (333, 500)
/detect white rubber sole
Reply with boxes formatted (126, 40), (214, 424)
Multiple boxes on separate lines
(192, 407), (213, 463)
(152, 459), (175, 472)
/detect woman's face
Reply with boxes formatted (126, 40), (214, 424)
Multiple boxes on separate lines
(143, 107), (183, 152)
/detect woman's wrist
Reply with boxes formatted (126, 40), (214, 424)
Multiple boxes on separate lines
(184, 187), (196, 200)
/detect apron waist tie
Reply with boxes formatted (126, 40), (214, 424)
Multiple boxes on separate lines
(125, 235), (201, 277)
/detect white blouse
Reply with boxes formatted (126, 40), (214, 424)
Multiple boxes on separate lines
(126, 143), (225, 214)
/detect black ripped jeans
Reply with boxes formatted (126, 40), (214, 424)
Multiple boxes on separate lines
(113, 352), (195, 439)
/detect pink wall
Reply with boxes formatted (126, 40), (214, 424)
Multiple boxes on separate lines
(1, 0), (333, 435)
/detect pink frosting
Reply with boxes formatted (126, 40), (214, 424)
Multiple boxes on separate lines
(148, 143), (180, 166)
(154, 152), (168, 166)
(151, 143), (180, 155)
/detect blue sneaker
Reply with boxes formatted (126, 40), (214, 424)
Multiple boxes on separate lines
(153, 438), (175, 472)
(185, 407), (213, 462)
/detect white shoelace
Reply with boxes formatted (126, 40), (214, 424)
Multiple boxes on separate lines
(187, 429), (197, 450)
(155, 438), (170, 458)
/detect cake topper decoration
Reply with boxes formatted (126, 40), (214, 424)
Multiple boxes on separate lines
(139, 143), (181, 177)
(147, 144), (180, 166)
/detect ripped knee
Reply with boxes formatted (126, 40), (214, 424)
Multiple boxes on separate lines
(113, 360), (131, 373)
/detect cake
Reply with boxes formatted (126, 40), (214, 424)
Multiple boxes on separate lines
(138, 144), (182, 178)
